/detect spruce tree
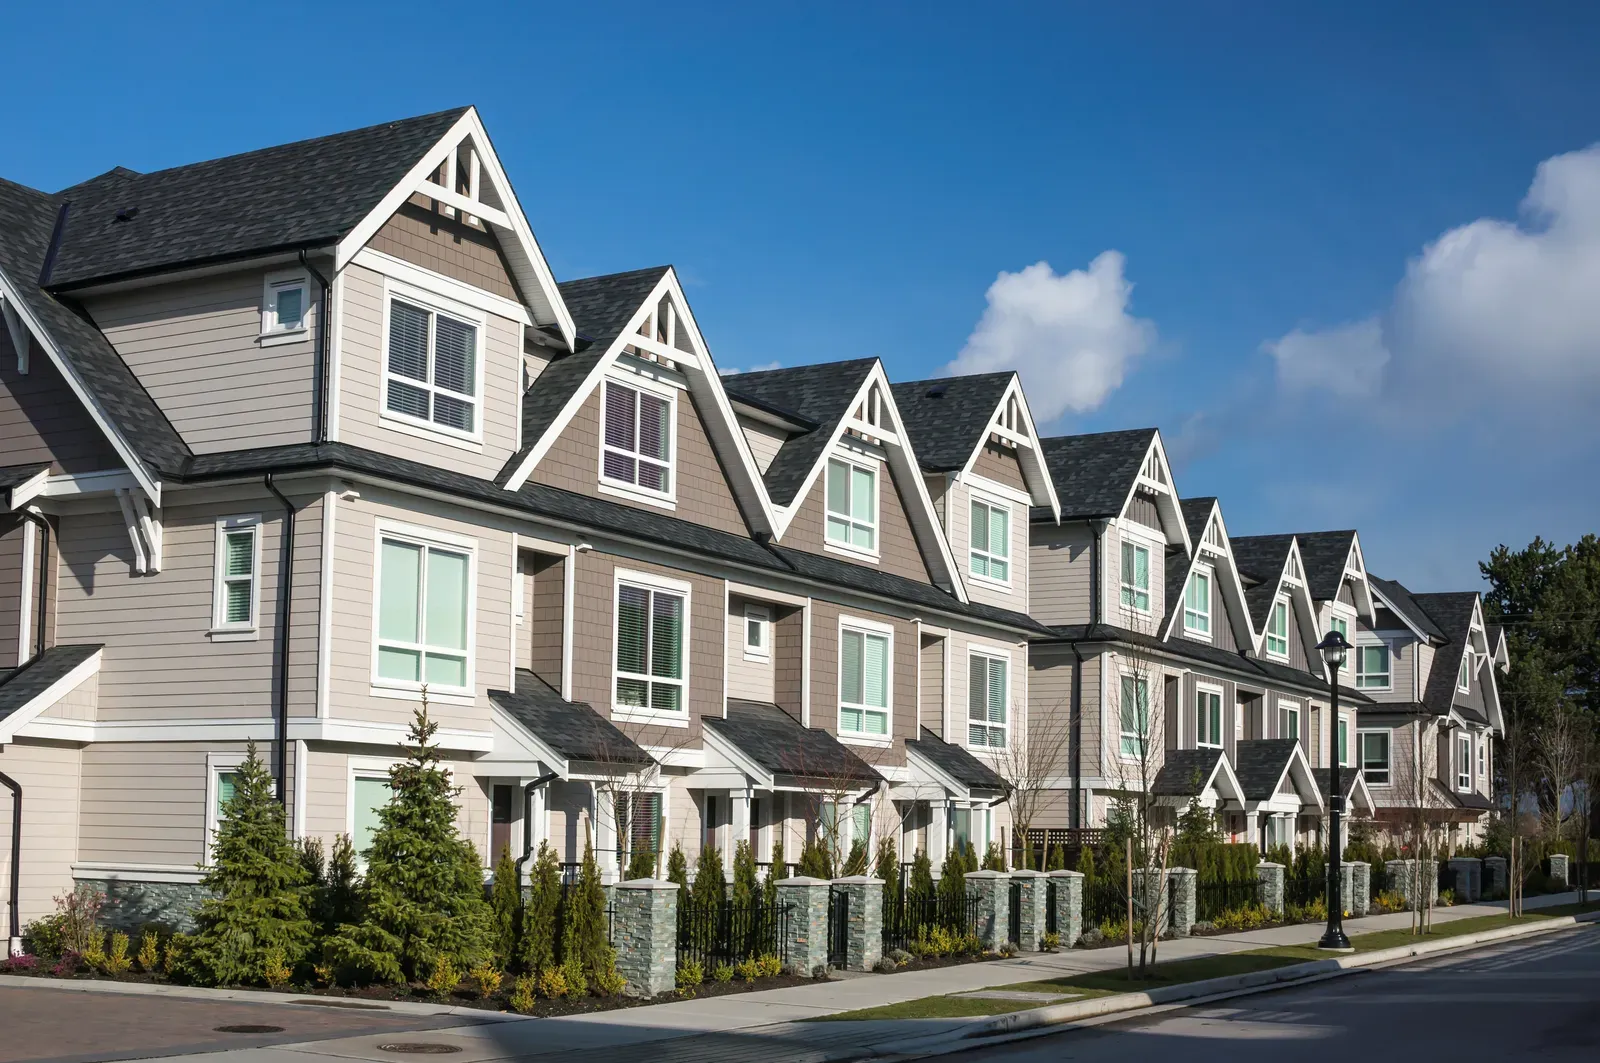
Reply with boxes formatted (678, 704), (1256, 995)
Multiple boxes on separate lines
(796, 837), (833, 879)
(841, 837), (868, 876)
(562, 840), (610, 981)
(489, 847), (522, 968)
(665, 841), (690, 893)
(762, 839), (785, 909)
(908, 848), (935, 898)
(188, 742), (314, 986)
(690, 844), (726, 909)
(326, 706), (492, 983)
(874, 835), (900, 914)
(937, 844), (967, 914)
(731, 841), (759, 908)
(322, 834), (363, 930)
(519, 841), (560, 975)
(982, 841), (1006, 871)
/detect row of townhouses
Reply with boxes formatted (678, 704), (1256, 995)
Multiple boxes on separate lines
(0, 108), (1506, 929)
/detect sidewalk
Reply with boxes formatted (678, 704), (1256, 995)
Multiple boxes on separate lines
(103, 891), (1590, 1063)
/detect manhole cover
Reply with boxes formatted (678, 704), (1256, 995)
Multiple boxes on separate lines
(377, 1045), (462, 1055)
(214, 1025), (284, 1034)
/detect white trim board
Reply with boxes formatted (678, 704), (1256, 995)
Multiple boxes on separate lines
(0, 648), (103, 743)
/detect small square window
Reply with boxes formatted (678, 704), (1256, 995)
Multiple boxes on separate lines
(744, 606), (771, 662)
(261, 274), (309, 344)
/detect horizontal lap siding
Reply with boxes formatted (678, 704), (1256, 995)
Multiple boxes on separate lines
(1029, 522), (1092, 626)
(76, 742), (230, 867)
(0, 739), (82, 923)
(726, 595), (775, 703)
(337, 263), (520, 479)
(0, 330), (124, 473)
(949, 478), (1029, 613)
(736, 414), (787, 475)
(783, 460), (933, 585)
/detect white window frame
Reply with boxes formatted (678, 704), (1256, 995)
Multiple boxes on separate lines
(1457, 734), (1472, 792)
(1279, 699), (1300, 743)
(598, 373), (679, 509)
(1195, 683), (1224, 748)
(1359, 728), (1391, 785)
(379, 280), (487, 447)
(967, 492), (1012, 588)
(369, 520), (478, 701)
(967, 647), (1010, 750)
(205, 752), (251, 863)
(612, 568), (692, 727)
(1328, 615), (1351, 675)
(1184, 565), (1213, 639)
(1338, 714), (1351, 767)
(824, 452), (880, 561)
(1119, 540), (1152, 614)
(210, 514), (262, 641)
(1478, 736), (1487, 783)
(260, 270), (310, 346)
(347, 756), (406, 869)
(1118, 672), (1150, 759)
(743, 604), (771, 663)
(838, 614), (893, 744)
(1265, 598), (1290, 658)
(1355, 641), (1391, 691)
(1457, 654), (1471, 693)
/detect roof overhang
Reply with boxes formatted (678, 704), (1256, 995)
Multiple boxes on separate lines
(0, 466), (50, 512)
(1369, 581), (1439, 645)
(0, 647), (102, 744)
(956, 374), (1060, 520)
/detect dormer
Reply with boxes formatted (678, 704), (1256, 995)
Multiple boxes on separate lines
(1164, 498), (1255, 652)
(1231, 533), (1323, 674)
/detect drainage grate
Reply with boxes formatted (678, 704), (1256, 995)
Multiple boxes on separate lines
(377, 1044), (462, 1055)
(214, 1025), (285, 1034)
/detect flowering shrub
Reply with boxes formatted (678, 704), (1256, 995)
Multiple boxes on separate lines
(1, 954), (39, 973)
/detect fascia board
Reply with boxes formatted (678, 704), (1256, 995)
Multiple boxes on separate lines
(700, 723), (774, 789)
(904, 743), (972, 800)
(0, 649), (103, 743)
(487, 702), (569, 778)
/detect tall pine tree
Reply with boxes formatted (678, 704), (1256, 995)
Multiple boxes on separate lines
(563, 839), (611, 981)
(188, 742), (314, 986)
(326, 706), (492, 983)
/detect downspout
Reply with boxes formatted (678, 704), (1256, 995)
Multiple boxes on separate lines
(264, 474), (296, 809)
(514, 773), (561, 884)
(1, 768), (18, 955)
(298, 251), (332, 445)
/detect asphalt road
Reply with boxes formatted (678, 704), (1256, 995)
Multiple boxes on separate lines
(960, 923), (1600, 1062)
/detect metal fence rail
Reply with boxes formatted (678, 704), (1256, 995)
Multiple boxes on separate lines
(676, 900), (791, 970)
(827, 887), (849, 968)
(1194, 879), (1258, 921)
(880, 891), (980, 952)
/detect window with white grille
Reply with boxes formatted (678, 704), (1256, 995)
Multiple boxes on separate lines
(602, 380), (674, 496)
(384, 297), (479, 436)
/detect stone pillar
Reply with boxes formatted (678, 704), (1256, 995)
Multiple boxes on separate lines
(1483, 856), (1508, 898)
(1549, 853), (1570, 889)
(965, 869), (1011, 950)
(1386, 859), (1439, 908)
(612, 880), (678, 998)
(1048, 869), (1084, 947)
(1345, 862), (1371, 917)
(1167, 868), (1197, 937)
(1011, 869), (1048, 950)
(1448, 858), (1483, 902)
(834, 875), (883, 972)
(1256, 861), (1285, 917)
(777, 877), (831, 976)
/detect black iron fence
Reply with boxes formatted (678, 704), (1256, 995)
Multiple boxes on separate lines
(1084, 877), (1125, 930)
(827, 886), (849, 968)
(1284, 866), (1324, 909)
(1194, 879), (1258, 922)
(1007, 878), (1023, 945)
(676, 900), (791, 970)
(881, 891), (980, 953)
(1045, 878), (1058, 936)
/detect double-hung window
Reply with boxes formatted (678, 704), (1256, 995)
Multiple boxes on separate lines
(212, 516), (261, 634)
(1359, 730), (1390, 785)
(615, 578), (687, 713)
(968, 652), (1008, 748)
(616, 791), (663, 867)
(385, 296), (479, 435)
(1266, 599), (1289, 657)
(839, 623), (890, 737)
(1478, 739), (1487, 782)
(969, 498), (1010, 582)
(1196, 687), (1222, 748)
(1120, 542), (1151, 612)
(352, 773), (395, 860)
(826, 458), (877, 552)
(1457, 654), (1471, 693)
(375, 532), (472, 692)
(1184, 569), (1211, 637)
(1338, 716), (1350, 766)
(1119, 674), (1149, 757)
(1457, 734), (1472, 791)
(1355, 644), (1390, 689)
(1280, 701), (1300, 743)
(602, 380), (673, 496)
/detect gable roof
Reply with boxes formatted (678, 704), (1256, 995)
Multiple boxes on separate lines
(0, 463), (49, 511)
(904, 727), (1010, 797)
(1293, 530), (1358, 603)
(1162, 497), (1256, 649)
(1037, 428), (1157, 521)
(1368, 574), (1447, 642)
(1232, 738), (1320, 808)
(891, 373), (1014, 472)
(1151, 746), (1242, 799)
(0, 643), (103, 742)
(705, 700), (882, 788)
(724, 359), (879, 506)
(1412, 590), (1484, 716)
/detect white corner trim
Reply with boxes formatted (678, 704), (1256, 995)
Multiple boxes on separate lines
(0, 648), (103, 743)
(317, 490), (337, 719)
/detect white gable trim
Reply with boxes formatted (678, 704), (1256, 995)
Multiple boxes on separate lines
(1116, 432), (1191, 554)
(334, 107), (575, 350)
(486, 701), (568, 778)
(1162, 501), (1255, 648)
(1343, 533), (1376, 620)
(955, 375), (1060, 519)
(0, 649), (102, 744)
(1368, 582), (1435, 644)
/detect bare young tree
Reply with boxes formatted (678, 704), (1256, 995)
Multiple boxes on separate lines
(1535, 699), (1586, 848)
(1388, 717), (1447, 933)
(590, 719), (697, 879)
(1500, 709), (1534, 917)
(989, 689), (1071, 870)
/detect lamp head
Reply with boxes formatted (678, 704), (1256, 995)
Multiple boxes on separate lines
(1316, 629), (1352, 668)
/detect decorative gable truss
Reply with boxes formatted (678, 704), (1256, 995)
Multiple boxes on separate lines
(1162, 500), (1254, 647)
(1337, 532), (1376, 621)
(1253, 537), (1322, 671)
(1, 290), (28, 374)
(956, 374), (1060, 518)
(770, 361), (967, 598)
(501, 268), (778, 535)
(1118, 432), (1193, 555)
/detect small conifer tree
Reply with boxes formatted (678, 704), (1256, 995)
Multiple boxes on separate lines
(490, 847), (522, 968)
(665, 841), (690, 892)
(908, 848), (935, 898)
(763, 838), (785, 909)
(796, 837), (833, 879)
(938, 843), (967, 912)
(982, 841), (1006, 871)
(690, 844), (726, 909)
(188, 742), (314, 986)
(841, 837), (868, 876)
(519, 841), (560, 975)
(731, 841), (760, 908)
(562, 839), (611, 984)
(874, 835), (900, 914)
(326, 705), (492, 982)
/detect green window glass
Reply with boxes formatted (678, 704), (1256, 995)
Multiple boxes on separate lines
(353, 775), (394, 859)
(840, 627), (890, 735)
(1120, 542), (1150, 611)
(219, 528), (257, 626)
(825, 458), (877, 551)
(216, 771), (239, 820)
(376, 537), (470, 690)
(1338, 718), (1349, 766)
(1355, 644), (1390, 689)
(968, 653), (1008, 748)
(1360, 730), (1390, 784)
(615, 582), (686, 712)
(1184, 570), (1210, 635)
(969, 500), (1010, 581)
(1196, 689), (1222, 747)
(1266, 600), (1289, 656)
(1119, 674), (1148, 756)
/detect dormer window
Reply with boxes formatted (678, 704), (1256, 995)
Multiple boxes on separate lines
(1266, 598), (1289, 657)
(261, 272), (309, 345)
(1184, 569), (1211, 637)
(1120, 542), (1151, 612)
(1457, 654), (1471, 693)
(602, 380), (674, 498)
(826, 457), (877, 554)
(385, 295), (480, 437)
(969, 497), (1010, 583)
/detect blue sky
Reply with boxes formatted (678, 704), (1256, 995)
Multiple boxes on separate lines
(7, 3), (1598, 591)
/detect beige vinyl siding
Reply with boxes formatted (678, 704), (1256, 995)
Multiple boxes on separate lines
(337, 262), (521, 478)
(369, 199), (521, 302)
(1104, 521), (1165, 631)
(1028, 645), (1076, 783)
(970, 441), (1027, 492)
(38, 671), (98, 722)
(546, 779), (593, 866)
(919, 633), (946, 738)
(736, 414), (789, 476)
(807, 599), (916, 765)
(0, 327), (125, 473)
(76, 742), (230, 867)
(0, 739), (81, 923)
(328, 487), (512, 734)
(726, 595), (775, 703)
(1029, 521), (1094, 626)
(664, 774), (699, 860)
(1413, 640), (1434, 701)
(0, 522), (23, 670)
(87, 271), (317, 454)
(947, 632), (1026, 753)
(529, 381), (750, 538)
(783, 456), (933, 585)
(297, 748), (490, 864)
(1181, 671), (1238, 760)
(949, 479), (1029, 613)
(54, 489), (324, 722)
(773, 609), (804, 719)
(522, 551), (565, 690)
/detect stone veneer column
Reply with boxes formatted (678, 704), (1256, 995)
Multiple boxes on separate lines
(1256, 862), (1285, 918)
(1048, 870), (1084, 947)
(777, 877), (831, 976)
(1548, 853), (1570, 889)
(1448, 858), (1483, 902)
(1482, 856), (1508, 898)
(1011, 870), (1047, 950)
(834, 875), (883, 972)
(1345, 862), (1371, 916)
(965, 870), (1011, 950)
(1167, 868), (1197, 937)
(612, 879), (678, 998)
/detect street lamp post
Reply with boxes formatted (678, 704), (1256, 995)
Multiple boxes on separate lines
(1317, 628), (1354, 952)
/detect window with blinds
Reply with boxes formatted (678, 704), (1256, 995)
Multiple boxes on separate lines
(1266, 599), (1289, 657)
(1184, 569), (1211, 636)
(375, 535), (472, 691)
(968, 653), (1008, 748)
(615, 582), (686, 712)
(602, 381), (673, 494)
(825, 458), (877, 552)
(969, 499), (1010, 582)
(212, 518), (260, 631)
(839, 626), (890, 735)
(384, 297), (479, 435)
(1120, 541), (1150, 611)
(616, 792), (663, 867)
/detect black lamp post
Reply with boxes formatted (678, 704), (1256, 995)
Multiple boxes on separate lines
(1316, 628), (1353, 951)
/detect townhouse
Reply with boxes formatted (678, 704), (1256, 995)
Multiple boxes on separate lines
(0, 108), (1504, 934)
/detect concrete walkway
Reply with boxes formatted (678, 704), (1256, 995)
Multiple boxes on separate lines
(66, 891), (1589, 1063)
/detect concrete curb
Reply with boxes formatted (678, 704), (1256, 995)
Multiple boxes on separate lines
(870, 910), (1600, 1059)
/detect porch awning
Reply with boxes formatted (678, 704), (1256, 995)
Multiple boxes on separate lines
(486, 670), (652, 778)
(0, 643), (103, 742)
(1153, 747), (1244, 805)
(1312, 768), (1376, 816)
(903, 727), (1010, 802)
(704, 700), (882, 792)
(1234, 738), (1323, 813)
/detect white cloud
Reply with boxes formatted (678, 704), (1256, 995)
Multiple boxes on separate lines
(1264, 318), (1388, 400)
(944, 253), (1156, 423)
(719, 361), (781, 376)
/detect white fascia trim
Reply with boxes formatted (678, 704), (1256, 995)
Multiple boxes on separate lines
(39, 469), (142, 499)
(333, 107), (575, 349)
(488, 701), (568, 778)
(1343, 533), (1376, 621)
(903, 742), (971, 801)
(0, 648), (102, 743)
(0, 268), (160, 502)
(1114, 432), (1190, 555)
(17, 714), (494, 751)
(700, 722), (773, 789)
(1208, 754), (1246, 804)
(1367, 582), (1435, 644)
(956, 374), (1060, 518)
(350, 247), (532, 325)
(3, 467), (49, 511)
(316, 489), (337, 718)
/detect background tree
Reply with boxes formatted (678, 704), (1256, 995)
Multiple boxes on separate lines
(988, 690), (1071, 870)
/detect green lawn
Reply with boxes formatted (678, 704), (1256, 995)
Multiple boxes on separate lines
(1250, 909), (1582, 961)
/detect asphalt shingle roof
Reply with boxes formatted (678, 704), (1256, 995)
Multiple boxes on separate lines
(1036, 429), (1156, 521)
(706, 700), (882, 786)
(1311, 768), (1364, 802)
(1368, 575), (1447, 642)
(1152, 747), (1225, 797)
(723, 359), (878, 506)
(488, 670), (652, 766)
(0, 463), (49, 510)
(904, 727), (1009, 794)
(0, 643), (101, 723)
(1180, 497), (1216, 548)
(1411, 590), (1482, 715)
(1230, 534), (1296, 630)
(1292, 530), (1357, 603)
(889, 373), (1014, 472)
(1233, 739), (1300, 801)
